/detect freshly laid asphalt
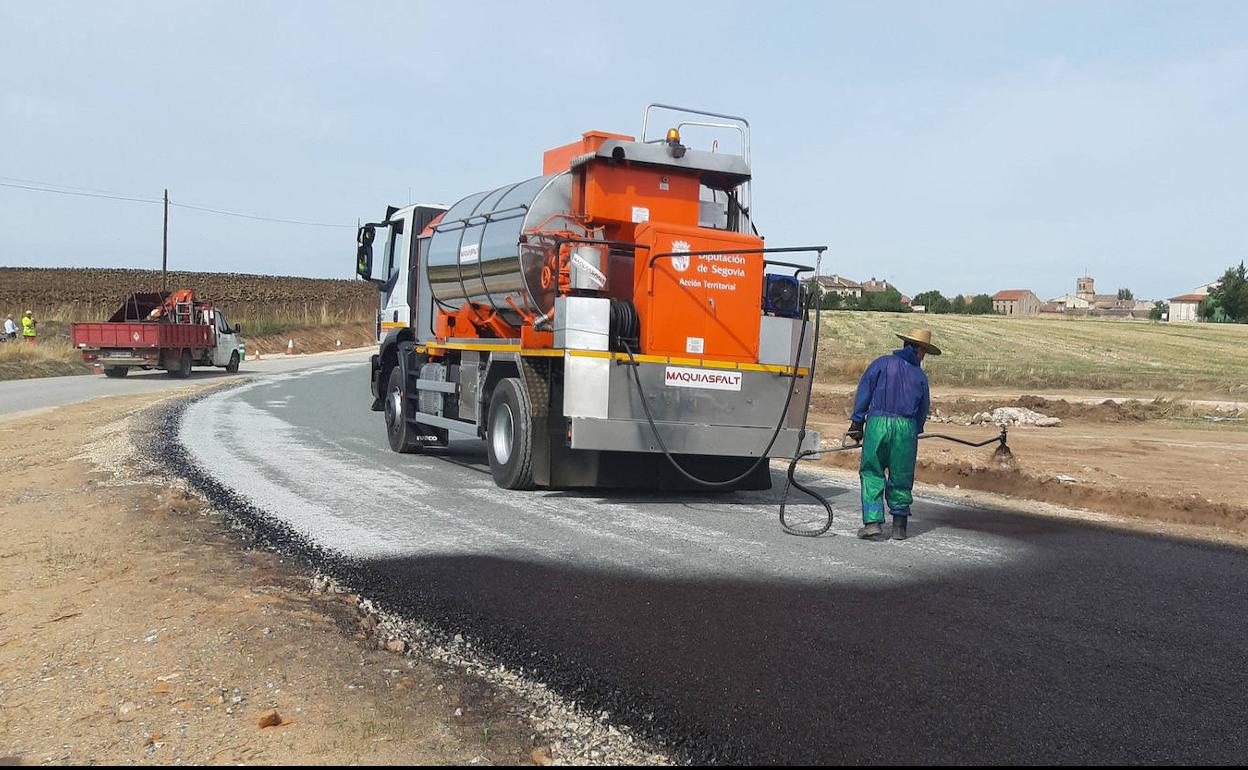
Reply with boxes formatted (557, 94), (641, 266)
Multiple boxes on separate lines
(172, 360), (1248, 764)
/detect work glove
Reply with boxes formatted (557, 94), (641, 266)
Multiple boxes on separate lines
(847, 421), (864, 444)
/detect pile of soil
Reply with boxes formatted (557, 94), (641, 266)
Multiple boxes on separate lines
(810, 390), (1239, 425)
(819, 449), (1248, 535)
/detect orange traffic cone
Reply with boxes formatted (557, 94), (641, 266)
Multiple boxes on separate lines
(93, 362), (102, 375)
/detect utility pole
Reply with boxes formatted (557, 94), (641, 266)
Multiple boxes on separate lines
(162, 188), (169, 292)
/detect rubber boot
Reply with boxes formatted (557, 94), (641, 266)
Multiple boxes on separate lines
(891, 515), (908, 541)
(857, 522), (883, 540)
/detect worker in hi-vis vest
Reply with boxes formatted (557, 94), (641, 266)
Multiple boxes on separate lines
(21, 311), (37, 344)
(847, 328), (940, 541)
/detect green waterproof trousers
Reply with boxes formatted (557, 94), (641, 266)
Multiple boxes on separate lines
(859, 415), (918, 524)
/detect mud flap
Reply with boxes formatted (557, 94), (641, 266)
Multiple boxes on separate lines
(369, 353), (383, 411)
(521, 358), (554, 487)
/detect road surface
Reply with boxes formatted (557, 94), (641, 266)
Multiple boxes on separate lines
(0, 349), (372, 419)
(177, 361), (1248, 764)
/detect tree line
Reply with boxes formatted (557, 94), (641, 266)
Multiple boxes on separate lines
(910, 290), (997, 315)
(809, 283), (1001, 314)
(1198, 262), (1248, 323)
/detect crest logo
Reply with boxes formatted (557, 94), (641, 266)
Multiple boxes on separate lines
(671, 240), (691, 272)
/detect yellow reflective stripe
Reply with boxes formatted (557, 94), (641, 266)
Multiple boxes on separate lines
(560, 348), (808, 375)
(666, 355), (702, 366)
(425, 342), (522, 353)
(415, 341), (808, 375)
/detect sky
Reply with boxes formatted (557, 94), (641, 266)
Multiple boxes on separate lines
(1, 0), (1246, 301)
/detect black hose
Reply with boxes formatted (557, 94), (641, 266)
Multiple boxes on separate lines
(619, 291), (813, 490)
(777, 289), (834, 537)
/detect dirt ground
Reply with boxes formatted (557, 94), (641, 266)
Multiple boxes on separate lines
(0, 393), (546, 765)
(809, 385), (1248, 535)
(245, 323), (375, 357)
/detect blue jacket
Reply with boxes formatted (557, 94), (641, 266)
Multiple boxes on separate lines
(851, 347), (930, 433)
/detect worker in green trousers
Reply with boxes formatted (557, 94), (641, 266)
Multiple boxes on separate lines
(847, 328), (941, 541)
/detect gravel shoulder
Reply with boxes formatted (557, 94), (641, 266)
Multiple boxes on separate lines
(0, 390), (552, 765)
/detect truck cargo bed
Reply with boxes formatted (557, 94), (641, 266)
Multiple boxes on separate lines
(71, 322), (213, 350)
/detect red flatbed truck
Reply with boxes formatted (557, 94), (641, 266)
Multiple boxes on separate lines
(71, 291), (245, 378)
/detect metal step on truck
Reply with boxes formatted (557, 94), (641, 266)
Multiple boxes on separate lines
(71, 290), (245, 378)
(355, 104), (824, 491)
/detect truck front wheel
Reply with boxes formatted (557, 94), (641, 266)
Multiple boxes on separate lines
(486, 378), (536, 490)
(226, 351), (240, 373)
(385, 366), (425, 453)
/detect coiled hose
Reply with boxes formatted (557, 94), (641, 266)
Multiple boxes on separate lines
(620, 288), (835, 537)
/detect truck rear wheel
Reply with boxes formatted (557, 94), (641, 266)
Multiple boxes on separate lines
(486, 378), (536, 490)
(103, 366), (128, 378)
(168, 350), (192, 378)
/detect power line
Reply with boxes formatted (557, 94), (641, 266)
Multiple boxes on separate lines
(0, 174), (141, 198)
(168, 200), (353, 229)
(0, 176), (354, 229)
(0, 180), (162, 205)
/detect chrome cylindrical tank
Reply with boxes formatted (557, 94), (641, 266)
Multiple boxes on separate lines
(426, 172), (573, 323)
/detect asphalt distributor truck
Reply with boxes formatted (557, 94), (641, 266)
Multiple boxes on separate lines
(356, 105), (824, 491)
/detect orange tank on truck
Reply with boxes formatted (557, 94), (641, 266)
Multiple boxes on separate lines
(356, 104), (826, 492)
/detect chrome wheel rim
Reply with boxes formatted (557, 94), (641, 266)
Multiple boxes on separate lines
(387, 387), (402, 431)
(491, 402), (514, 465)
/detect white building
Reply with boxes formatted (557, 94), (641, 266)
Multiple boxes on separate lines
(1049, 294), (1091, 311)
(1168, 294), (1204, 323)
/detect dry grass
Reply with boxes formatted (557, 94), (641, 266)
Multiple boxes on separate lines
(0, 335), (90, 380)
(817, 311), (1248, 396)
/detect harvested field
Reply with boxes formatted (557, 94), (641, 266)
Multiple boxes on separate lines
(817, 311), (1248, 396)
(0, 267), (375, 336)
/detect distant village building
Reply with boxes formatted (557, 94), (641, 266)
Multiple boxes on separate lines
(1039, 302), (1064, 315)
(861, 277), (899, 295)
(1169, 294), (1205, 323)
(1050, 294), (1091, 311)
(1165, 279), (1221, 322)
(1075, 275), (1096, 303)
(814, 274), (862, 298)
(1052, 275), (1151, 319)
(991, 289), (1042, 316)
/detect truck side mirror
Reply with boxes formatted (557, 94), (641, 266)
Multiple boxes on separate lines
(356, 224), (376, 280)
(234, 323), (241, 335)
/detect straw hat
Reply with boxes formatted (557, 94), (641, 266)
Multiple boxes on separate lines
(896, 328), (942, 356)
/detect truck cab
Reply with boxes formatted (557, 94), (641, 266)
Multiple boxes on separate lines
(362, 204), (448, 345)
